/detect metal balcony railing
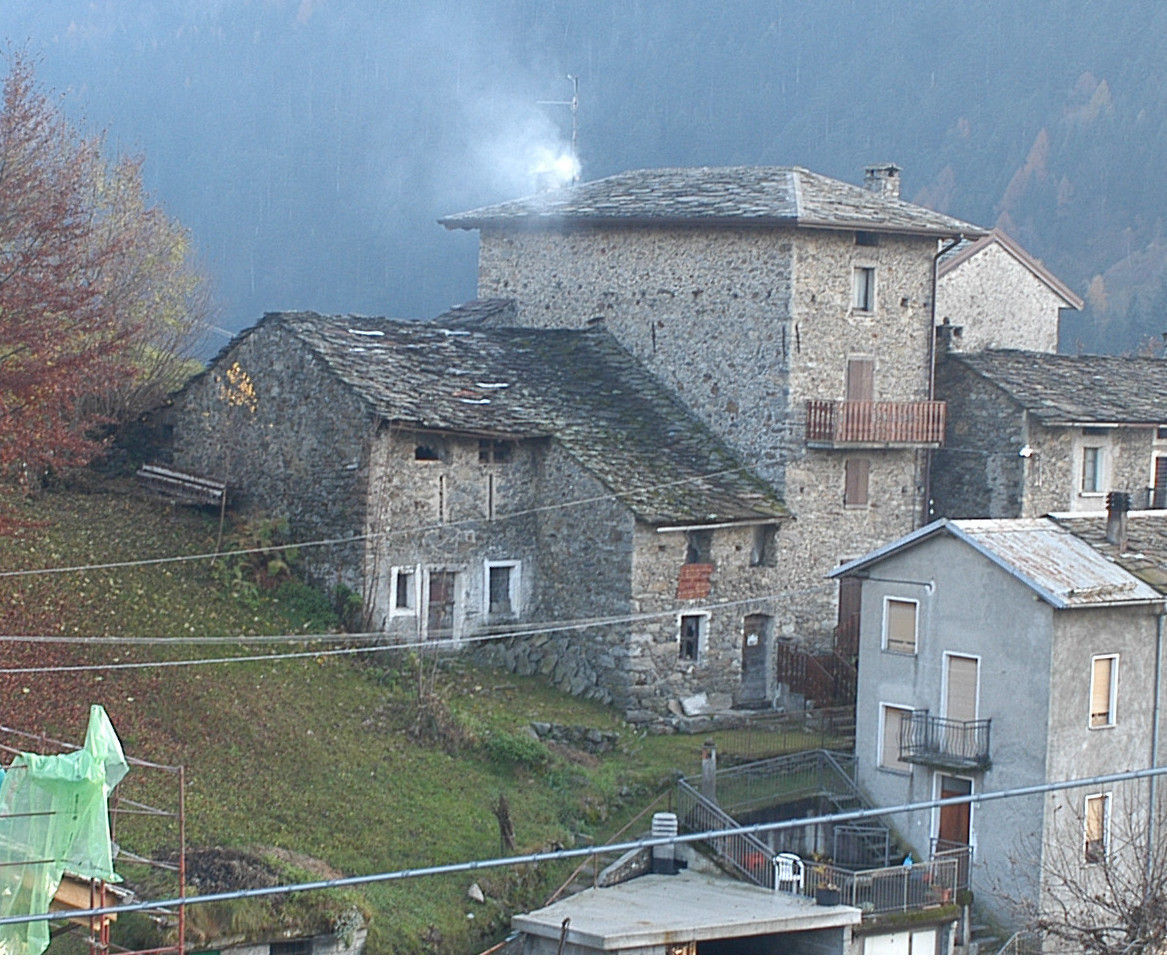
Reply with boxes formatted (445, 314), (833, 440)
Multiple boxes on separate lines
(899, 710), (991, 771)
(805, 400), (946, 447)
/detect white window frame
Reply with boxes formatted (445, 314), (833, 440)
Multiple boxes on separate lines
(1081, 445), (1104, 494)
(1089, 654), (1119, 729)
(878, 702), (914, 774)
(852, 265), (876, 312)
(1084, 792), (1111, 864)
(678, 611), (710, 662)
(941, 650), (982, 721)
(389, 565), (420, 617)
(882, 596), (919, 655)
(483, 560), (522, 618)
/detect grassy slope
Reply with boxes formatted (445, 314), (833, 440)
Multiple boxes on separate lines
(1, 478), (808, 953)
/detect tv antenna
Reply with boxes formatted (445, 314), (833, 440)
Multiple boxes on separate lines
(537, 74), (579, 182)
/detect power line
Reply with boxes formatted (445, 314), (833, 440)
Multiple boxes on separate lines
(4, 762), (1165, 928)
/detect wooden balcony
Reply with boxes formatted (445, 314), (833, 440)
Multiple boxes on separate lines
(805, 400), (946, 448)
(899, 710), (991, 772)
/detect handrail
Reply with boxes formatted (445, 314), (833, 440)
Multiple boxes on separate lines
(806, 399), (946, 446)
(675, 779), (779, 888)
(900, 711), (991, 769)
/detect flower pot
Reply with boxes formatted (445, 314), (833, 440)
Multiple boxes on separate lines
(815, 886), (841, 906)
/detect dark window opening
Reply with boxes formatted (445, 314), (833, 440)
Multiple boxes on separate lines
(1082, 426), (1109, 437)
(394, 569), (415, 610)
(479, 439), (513, 463)
(750, 524), (778, 566)
(855, 230), (879, 247)
(415, 444), (441, 461)
(488, 565), (514, 615)
(679, 614), (703, 660)
(686, 530), (713, 564)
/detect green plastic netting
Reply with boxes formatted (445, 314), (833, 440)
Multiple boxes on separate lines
(0, 705), (128, 955)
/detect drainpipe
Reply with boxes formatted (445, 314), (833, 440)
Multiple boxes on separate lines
(923, 237), (964, 524)
(1148, 607), (1165, 881)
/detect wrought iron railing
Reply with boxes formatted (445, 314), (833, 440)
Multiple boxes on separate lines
(776, 641), (857, 708)
(899, 710), (991, 771)
(806, 399), (946, 446)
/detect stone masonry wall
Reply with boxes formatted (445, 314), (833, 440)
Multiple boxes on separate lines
(936, 242), (1063, 353)
(166, 321), (372, 589)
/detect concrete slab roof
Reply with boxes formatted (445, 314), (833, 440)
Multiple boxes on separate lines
(831, 517), (1163, 609)
(511, 869), (860, 952)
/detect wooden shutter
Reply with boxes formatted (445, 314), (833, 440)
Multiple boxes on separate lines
(1085, 794), (1108, 861)
(945, 656), (979, 722)
(1091, 657), (1114, 726)
(845, 458), (870, 506)
(882, 706), (909, 771)
(846, 358), (875, 402)
(886, 600), (917, 653)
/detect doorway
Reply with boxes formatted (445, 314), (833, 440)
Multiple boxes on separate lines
(425, 570), (458, 640)
(738, 614), (772, 707)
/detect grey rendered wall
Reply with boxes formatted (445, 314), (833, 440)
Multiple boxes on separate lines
(936, 243), (1063, 353)
(166, 321), (372, 589)
(852, 532), (1053, 921)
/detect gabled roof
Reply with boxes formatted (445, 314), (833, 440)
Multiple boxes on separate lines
(1051, 511), (1167, 592)
(440, 167), (986, 238)
(947, 349), (1167, 425)
(227, 312), (788, 527)
(830, 517), (1162, 609)
(938, 229), (1084, 309)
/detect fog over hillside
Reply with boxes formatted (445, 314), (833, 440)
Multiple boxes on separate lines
(5, 0), (1167, 353)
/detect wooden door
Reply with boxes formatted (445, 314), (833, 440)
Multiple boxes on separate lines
(938, 775), (972, 847)
(945, 655), (979, 722)
(836, 577), (862, 660)
(426, 571), (457, 638)
(738, 614), (771, 706)
(846, 358), (875, 401)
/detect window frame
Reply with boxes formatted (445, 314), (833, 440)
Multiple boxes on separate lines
(1084, 792), (1111, 864)
(483, 560), (522, 619)
(749, 523), (778, 567)
(852, 265), (876, 312)
(678, 611), (709, 662)
(882, 596), (919, 655)
(844, 457), (871, 507)
(1081, 445), (1103, 494)
(1089, 653), (1119, 729)
(878, 702), (914, 774)
(389, 565), (420, 617)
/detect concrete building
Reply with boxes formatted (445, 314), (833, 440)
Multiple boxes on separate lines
(936, 229), (1084, 354)
(441, 164), (986, 644)
(834, 512), (1167, 929)
(931, 348), (1167, 518)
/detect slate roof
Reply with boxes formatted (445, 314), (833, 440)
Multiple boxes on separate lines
(949, 350), (1167, 425)
(1051, 512), (1167, 593)
(831, 517), (1162, 608)
(938, 229), (1083, 309)
(440, 167), (985, 237)
(249, 312), (789, 526)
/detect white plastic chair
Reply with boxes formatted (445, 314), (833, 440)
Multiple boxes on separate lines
(773, 851), (805, 894)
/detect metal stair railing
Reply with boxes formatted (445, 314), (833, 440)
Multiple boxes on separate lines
(675, 778), (780, 889)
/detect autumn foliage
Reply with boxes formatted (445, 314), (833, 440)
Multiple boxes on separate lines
(0, 56), (209, 487)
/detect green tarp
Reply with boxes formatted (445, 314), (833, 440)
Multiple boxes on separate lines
(0, 705), (128, 955)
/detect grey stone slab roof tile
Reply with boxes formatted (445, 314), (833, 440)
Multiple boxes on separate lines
(269, 312), (787, 526)
(440, 166), (985, 237)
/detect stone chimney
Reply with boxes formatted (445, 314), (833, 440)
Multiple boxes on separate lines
(864, 163), (902, 199)
(1106, 490), (1131, 551)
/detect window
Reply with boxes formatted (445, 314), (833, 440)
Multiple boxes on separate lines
(1090, 654), (1118, 727)
(484, 561), (520, 617)
(685, 530), (713, 564)
(750, 524), (778, 567)
(678, 613), (708, 661)
(852, 266), (876, 311)
(1082, 446), (1103, 493)
(844, 458), (870, 506)
(390, 566), (417, 615)
(414, 444), (441, 461)
(855, 230), (879, 247)
(1085, 793), (1110, 863)
(883, 598), (918, 654)
(1157, 425), (1167, 441)
(478, 439), (513, 464)
(880, 705), (912, 773)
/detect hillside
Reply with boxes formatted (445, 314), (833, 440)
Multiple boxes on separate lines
(0, 475), (818, 952)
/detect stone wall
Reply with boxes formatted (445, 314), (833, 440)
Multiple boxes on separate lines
(165, 319), (372, 589)
(937, 242), (1063, 353)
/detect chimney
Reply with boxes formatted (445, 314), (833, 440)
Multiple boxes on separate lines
(1106, 490), (1131, 551)
(650, 812), (680, 875)
(864, 163), (902, 199)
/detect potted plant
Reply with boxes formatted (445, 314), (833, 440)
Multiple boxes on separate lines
(810, 855), (842, 906)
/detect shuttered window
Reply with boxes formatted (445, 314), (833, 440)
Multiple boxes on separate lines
(1085, 793), (1110, 863)
(945, 655), (979, 722)
(845, 458), (870, 506)
(884, 599), (918, 654)
(1090, 655), (1117, 727)
(881, 705), (911, 773)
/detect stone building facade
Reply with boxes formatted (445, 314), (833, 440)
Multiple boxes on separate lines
(932, 347), (1167, 518)
(936, 229), (1083, 354)
(442, 165), (985, 641)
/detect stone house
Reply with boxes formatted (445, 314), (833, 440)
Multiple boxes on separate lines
(833, 511), (1167, 931)
(931, 348), (1167, 518)
(440, 163), (986, 646)
(936, 228), (1084, 354)
(165, 309), (793, 720)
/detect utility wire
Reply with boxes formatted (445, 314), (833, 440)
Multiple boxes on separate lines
(4, 762), (1165, 928)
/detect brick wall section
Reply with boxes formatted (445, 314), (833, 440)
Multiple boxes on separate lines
(937, 242), (1063, 353)
(165, 322), (372, 589)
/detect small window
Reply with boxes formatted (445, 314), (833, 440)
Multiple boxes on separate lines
(1157, 425), (1167, 441)
(1090, 654), (1118, 728)
(485, 561), (520, 617)
(884, 598), (917, 654)
(685, 530), (713, 564)
(844, 458), (870, 506)
(852, 266), (875, 311)
(855, 230), (879, 247)
(1082, 447), (1103, 493)
(1085, 793), (1110, 863)
(390, 567), (417, 615)
(414, 444), (441, 461)
(750, 524), (778, 567)
(880, 705), (912, 773)
(479, 439), (513, 464)
(679, 613), (708, 661)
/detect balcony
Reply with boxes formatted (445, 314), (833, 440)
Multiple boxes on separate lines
(805, 400), (946, 448)
(899, 710), (991, 772)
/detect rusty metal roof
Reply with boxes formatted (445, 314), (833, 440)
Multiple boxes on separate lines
(832, 517), (1163, 609)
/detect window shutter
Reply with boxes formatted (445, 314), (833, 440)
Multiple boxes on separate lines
(882, 707), (909, 772)
(845, 458), (870, 506)
(846, 358), (875, 402)
(1091, 657), (1113, 726)
(886, 600), (917, 653)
